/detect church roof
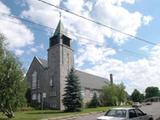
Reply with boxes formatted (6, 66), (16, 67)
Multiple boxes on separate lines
(75, 70), (109, 90)
(53, 20), (67, 36)
(37, 58), (109, 90)
(36, 57), (48, 68)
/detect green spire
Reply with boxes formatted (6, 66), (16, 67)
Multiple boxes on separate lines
(54, 20), (65, 36)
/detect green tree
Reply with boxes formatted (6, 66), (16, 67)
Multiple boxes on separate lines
(101, 83), (127, 106)
(101, 84), (117, 106)
(25, 88), (32, 106)
(145, 86), (160, 98)
(117, 83), (127, 106)
(63, 68), (82, 112)
(131, 89), (144, 102)
(88, 93), (100, 108)
(0, 34), (27, 118)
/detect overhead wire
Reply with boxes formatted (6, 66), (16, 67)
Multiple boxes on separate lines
(0, 12), (147, 59)
(37, 0), (157, 46)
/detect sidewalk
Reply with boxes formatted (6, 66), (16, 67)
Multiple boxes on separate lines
(41, 112), (103, 120)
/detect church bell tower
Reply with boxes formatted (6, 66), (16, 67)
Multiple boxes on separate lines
(48, 20), (74, 110)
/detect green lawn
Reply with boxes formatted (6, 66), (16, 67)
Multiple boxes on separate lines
(0, 106), (127, 120)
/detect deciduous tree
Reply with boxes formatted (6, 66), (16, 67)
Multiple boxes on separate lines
(0, 34), (26, 118)
(101, 83), (127, 106)
(145, 87), (160, 98)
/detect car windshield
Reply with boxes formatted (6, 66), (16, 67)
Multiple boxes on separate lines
(105, 109), (127, 118)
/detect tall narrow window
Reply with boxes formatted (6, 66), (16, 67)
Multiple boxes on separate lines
(38, 93), (41, 103)
(32, 71), (37, 89)
(50, 75), (54, 87)
(50, 78), (53, 87)
(32, 94), (36, 100)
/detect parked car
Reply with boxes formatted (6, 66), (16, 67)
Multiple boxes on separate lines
(132, 102), (142, 108)
(145, 102), (152, 105)
(97, 107), (153, 120)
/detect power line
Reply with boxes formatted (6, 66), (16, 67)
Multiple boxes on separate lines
(0, 17), (47, 33)
(0, 12), (147, 59)
(0, 12), (100, 44)
(37, 0), (156, 46)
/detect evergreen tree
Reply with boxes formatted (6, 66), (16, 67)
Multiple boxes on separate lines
(0, 34), (27, 118)
(63, 68), (82, 112)
(88, 93), (99, 108)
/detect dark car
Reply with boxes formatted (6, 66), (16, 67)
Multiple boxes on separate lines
(145, 102), (152, 105)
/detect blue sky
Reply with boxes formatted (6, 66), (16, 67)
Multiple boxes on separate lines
(0, 0), (160, 94)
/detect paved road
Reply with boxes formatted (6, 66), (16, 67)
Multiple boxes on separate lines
(140, 102), (160, 120)
(66, 102), (160, 120)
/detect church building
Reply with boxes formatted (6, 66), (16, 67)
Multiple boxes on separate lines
(26, 20), (109, 110)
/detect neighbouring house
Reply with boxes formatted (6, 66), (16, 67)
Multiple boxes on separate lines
(26, 20), (110, 110)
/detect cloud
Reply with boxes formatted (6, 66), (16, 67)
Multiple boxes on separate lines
(15, 49), (24, 56)
(75, 44), (116, 67)
(26, 43), (45, 55)
(143, 16), (153, 25)
(79, 45), (160, 94)
(0, 1), (10, 14)
(139, 45), (149, 52)
(30, 48), (37, 53)
(21, 0), (152, 45)
(107, 0), (136, 6)
(21, 0), (60, 28)
(0, 1), (34, 49)
(90, 0), (151, 44)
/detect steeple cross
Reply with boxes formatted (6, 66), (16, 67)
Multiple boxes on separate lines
(59, 11), (62, 21)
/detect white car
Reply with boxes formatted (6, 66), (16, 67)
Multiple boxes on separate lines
(97, 108), (153, 120)
(132, 102), (142, 108)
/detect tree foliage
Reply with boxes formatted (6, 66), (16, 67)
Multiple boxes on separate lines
(63, 68), (82, 112)
(0, 34), (27, 118)
(131, 89), (144, 102)
(25, 88), (32, 106)
(101, 83), (127, 106)
(88, 93), (100, 108)
(145, 87), (160, 99)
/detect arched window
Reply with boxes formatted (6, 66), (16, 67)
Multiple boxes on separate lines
(32, 71), (37, 89)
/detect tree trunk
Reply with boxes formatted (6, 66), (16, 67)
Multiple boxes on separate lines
(5, 112), (15, 118)
(4, 110), (15, 118)
(1, 107), (15, 118)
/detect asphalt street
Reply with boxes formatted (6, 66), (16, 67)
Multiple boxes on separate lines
(140, 102), (160, 120)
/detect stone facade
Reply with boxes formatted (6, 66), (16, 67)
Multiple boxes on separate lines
(26, 21), (109, 110)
